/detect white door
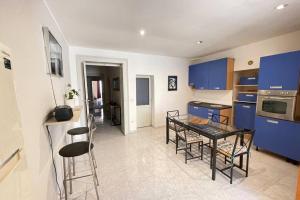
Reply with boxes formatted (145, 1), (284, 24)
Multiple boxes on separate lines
(136, 76), (152, 127)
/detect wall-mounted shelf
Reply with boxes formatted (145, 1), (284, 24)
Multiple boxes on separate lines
(44, 106), (82, 126)
(237, 91), (257, 94)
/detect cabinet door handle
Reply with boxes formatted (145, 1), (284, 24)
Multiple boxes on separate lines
(266, 119), (279, 124)
(242, 105), (250, 109)
(248, 77), (256, 80)
(214, 87), (220, 90)
(246, 94), (254, 97)
(193, 106), (199, 109)
(270, 85), (282, 89)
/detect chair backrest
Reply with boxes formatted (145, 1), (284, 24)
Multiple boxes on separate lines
(211, 114), (229, 126)
(231, 129), (255, 156)
(167, 110), (179, 118)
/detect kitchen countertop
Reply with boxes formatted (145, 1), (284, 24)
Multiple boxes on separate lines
(188, 101), (232, 110)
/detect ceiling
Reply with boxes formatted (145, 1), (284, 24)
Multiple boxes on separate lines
(46, 0), (300, 58)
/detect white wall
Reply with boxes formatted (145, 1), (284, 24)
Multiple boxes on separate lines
(0, 0), (71, 199)
(191, 30), (300, 105)
(69, 47), (192, 132)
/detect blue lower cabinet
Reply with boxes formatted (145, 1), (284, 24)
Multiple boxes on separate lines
(254, 116), (300, 161)
(188, 105), (208, 118)
(207, 109), (220, 121)
(234, 103), (256, 130)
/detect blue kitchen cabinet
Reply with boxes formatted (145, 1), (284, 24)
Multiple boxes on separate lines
(188, 105), (208, 118)
(208, 58), (228, 90)
(207, 108), (220, 121)
(195, 64), (209, 89)
(188, 58), (233, 90)
(254, 116), (300, 161)
(188, 64), (197, 87)
(259, 50), (300, 90)
(234, 103), (256, 130)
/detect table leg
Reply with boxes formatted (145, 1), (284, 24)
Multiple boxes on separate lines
(239, 134), (244, 168)
(212, 139), (217, 181)
(166, 117), (169, 144)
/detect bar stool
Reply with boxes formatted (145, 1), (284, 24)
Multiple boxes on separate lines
(67, 118), (97, 175)
(59, 114), (99, 200)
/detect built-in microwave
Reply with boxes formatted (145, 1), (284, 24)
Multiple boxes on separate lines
(256, 90), (300, 121)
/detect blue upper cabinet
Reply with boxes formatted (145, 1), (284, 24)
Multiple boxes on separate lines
(188, 58), (234, 90)
(259, 50), (300, 90)
(208, 58), (228, 90)
(195, 63), (210, 89)
(188, 64), (197, 87)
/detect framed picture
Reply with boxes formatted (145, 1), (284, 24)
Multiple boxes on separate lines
(168, 76), (177, 91)
(112, 77), (120, 91)
(42, 27), (63, 77)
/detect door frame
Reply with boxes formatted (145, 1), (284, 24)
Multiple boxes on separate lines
(76, 56), (129, 135)
(136, 75), (154, 128)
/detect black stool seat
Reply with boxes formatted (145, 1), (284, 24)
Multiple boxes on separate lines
(59, 142), (94, 158)
(67, 127), (89, 136)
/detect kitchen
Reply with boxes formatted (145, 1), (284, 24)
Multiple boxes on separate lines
(1, 1), (300, 200)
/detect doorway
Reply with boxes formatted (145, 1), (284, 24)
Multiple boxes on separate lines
(136, 75), (153, 128)
(83, 64), (123, 130)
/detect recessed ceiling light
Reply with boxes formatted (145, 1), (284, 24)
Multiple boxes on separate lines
(275, 4), (288, 10)
(139, 29), (146, 36)
(196, 41), (203, 44)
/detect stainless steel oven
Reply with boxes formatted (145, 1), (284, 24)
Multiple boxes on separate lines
(257, 90), (300, 121)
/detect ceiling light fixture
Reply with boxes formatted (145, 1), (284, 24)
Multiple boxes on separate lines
(275, 4), (288, 10)
(196, 41), (203, 45)
(139, 29), (146, 36)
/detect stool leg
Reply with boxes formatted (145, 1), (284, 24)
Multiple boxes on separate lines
(63, 158), (68, 200)
(68, 158), (73, 194)
(91, 153), (99, 186)
(71, 136), (76, 176)
(89, 153), (99, 199)
(91, 151), (97, 169)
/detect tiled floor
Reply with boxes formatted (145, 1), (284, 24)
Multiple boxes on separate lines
(72, 123), (298, 200)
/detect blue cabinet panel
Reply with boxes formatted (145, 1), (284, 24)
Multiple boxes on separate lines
(254, 116), (300, 161)
(234, 103), (256, 130)
(195, 64), (209, 89)
(188, 65), (197, 87)
(259, 51), (300, 90)
(188, 105), (208, 118)
(207, 108), (220, 121)
(208, 58), (227, 90)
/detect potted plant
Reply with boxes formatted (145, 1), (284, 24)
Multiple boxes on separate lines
(65, 87), (79, 108)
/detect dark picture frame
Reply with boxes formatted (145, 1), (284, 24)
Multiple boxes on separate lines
(42, 27), (63, 77)
(168, 76), (177, 91)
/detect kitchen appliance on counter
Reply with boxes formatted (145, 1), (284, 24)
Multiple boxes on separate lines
(257, 90), (300, 121)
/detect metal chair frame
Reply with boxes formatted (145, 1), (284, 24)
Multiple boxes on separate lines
(173, 120), (204, 164)
(167, 110), (184, 143)
(216, 129), (255, 184)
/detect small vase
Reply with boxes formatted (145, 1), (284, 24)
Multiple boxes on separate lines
(65, 99), (75, 108)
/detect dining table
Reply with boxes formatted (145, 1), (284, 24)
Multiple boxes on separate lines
(166, 114), (244, 181)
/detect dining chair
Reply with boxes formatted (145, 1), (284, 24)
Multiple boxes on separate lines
(167, 110), (185, 143)
(173, 120), (204, 164)
(215, 129), (255, 184)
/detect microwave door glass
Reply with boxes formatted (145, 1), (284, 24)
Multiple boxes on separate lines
(262, 100), (287, 114)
